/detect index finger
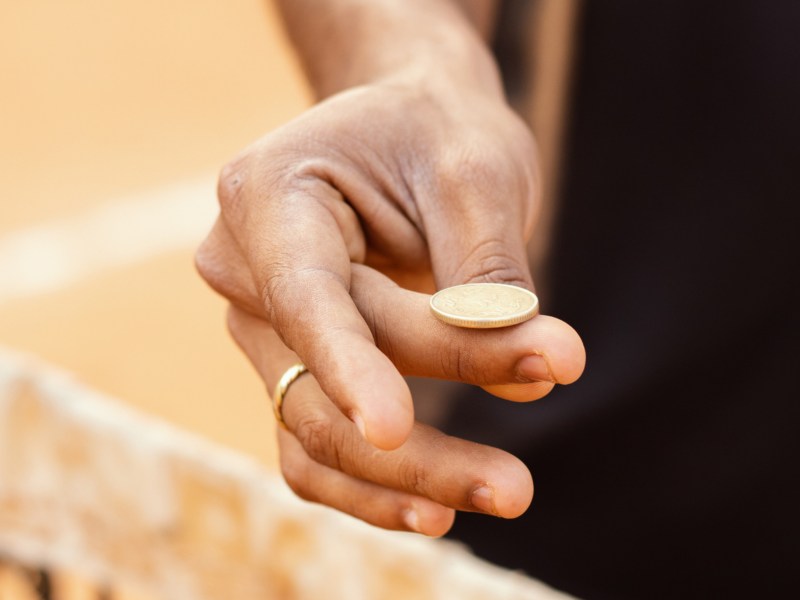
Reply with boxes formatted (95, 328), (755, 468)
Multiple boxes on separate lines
(217, 160), (413, 450)
(349, 264), (586, 400)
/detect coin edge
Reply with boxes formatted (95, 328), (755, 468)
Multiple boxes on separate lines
(429, 284), (540, 329)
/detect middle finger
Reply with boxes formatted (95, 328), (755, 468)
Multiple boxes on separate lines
(228, 306), (534, 518)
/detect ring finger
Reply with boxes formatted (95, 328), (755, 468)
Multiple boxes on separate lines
(227, 306), (534, 523)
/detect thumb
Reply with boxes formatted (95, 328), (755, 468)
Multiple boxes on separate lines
(420, 145), (537, 290)
(418, 196), (574, 393)
(425, 210), (535, 291)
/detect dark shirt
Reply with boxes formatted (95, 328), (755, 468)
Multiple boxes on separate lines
(445, 2), (800, 598)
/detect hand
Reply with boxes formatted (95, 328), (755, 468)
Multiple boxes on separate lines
(197, 76), (573, 438)
(195, 76), (585, 533)
(224, 264), (584, 535)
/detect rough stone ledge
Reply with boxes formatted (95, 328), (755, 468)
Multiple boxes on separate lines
(0, 346), (571, 600)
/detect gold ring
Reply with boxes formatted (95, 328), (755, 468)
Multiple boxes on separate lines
(272, 363), (308, 429)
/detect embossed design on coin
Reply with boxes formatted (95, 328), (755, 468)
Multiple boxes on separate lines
(430, 283), (539, 328)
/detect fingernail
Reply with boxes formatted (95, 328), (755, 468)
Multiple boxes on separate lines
(470, 485), (498, 515)
(515, 354), (556, 383)
(350, 411), (367, 438)
(403, 507), (421, 532)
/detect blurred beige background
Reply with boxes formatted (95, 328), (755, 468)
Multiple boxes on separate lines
(0, 3), (583, 597)
(0, 0), (312, 464)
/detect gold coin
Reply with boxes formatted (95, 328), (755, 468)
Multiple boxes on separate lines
(429, 283), (539, 329)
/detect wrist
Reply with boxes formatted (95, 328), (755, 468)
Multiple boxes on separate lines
(373, 41), (505, 104)
(278, 0), (504, 102)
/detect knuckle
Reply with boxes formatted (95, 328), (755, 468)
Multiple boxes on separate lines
(193, 236), (217, 284)
(195, 234), (251, 307)
(194, 235), (227, 292)
(217, 157), (249, 212)
(456, 238), (530, 288)
(429, 124), (540, 236)
(262, 266), (347, 325)
(435, 142), (505, 197)
(293, 413), (342, 470)
(259, 270), (290, 326)
(399, 457), (431, 494)
(440, 340), (478, 383)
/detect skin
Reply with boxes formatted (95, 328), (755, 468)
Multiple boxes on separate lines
(195, 0), (586, 536)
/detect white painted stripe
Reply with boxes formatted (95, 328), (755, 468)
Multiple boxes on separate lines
(0, 175), (218, 303)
